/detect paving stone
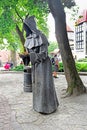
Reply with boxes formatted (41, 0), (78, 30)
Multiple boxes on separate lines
(0, 72), (87, 130)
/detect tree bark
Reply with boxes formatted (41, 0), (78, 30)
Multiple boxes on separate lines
(48, 0), (86, 95)
(10, 50), (17, 67)
(16, 24), (26, 52)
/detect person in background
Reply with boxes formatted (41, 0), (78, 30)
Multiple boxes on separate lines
(4, 62), (10, 70)
(4, 62), (13, 70)
(53, 54), (59, 78)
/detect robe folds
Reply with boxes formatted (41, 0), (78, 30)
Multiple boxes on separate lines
(27, 33), (59, 114)
(32, 56), (59, 113)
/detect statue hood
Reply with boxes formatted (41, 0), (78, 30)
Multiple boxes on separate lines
(23, 16), (40, 34)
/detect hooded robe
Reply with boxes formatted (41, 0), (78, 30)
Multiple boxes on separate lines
(23, 16), (59, 114)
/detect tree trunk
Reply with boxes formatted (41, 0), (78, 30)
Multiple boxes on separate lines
(16, 24), (26, 52)
(48, 0), (86, 96)
(10, 50), (17, 67)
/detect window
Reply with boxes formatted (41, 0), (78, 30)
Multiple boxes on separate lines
(86, 31), (87, 55)
(75, 23), (84, 50)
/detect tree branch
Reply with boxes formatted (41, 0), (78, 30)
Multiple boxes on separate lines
(15, 8), (23, 22)
(16, 24), (26, 52)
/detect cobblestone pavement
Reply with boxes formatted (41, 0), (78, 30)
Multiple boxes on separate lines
(0, 72), (87, 130)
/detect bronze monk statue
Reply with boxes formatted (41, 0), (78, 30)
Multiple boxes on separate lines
(23, 16), (59, 114)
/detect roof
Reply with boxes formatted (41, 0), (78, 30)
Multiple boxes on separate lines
(66, 25), (73, 32)
(76, 10), (87, 24)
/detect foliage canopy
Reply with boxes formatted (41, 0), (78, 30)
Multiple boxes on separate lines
(0, 0), (76, 51)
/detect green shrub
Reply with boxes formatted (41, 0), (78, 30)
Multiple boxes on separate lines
(11, 64), (24, 71)
(76, 62), (87, 72)
(11, 61), (87, 72)
(58, 62), (87, 72)
(59, 62), (64, 72)
(75, 62), (81, 72)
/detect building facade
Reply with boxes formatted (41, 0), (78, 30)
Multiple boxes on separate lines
(74, 10), (87, 60)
